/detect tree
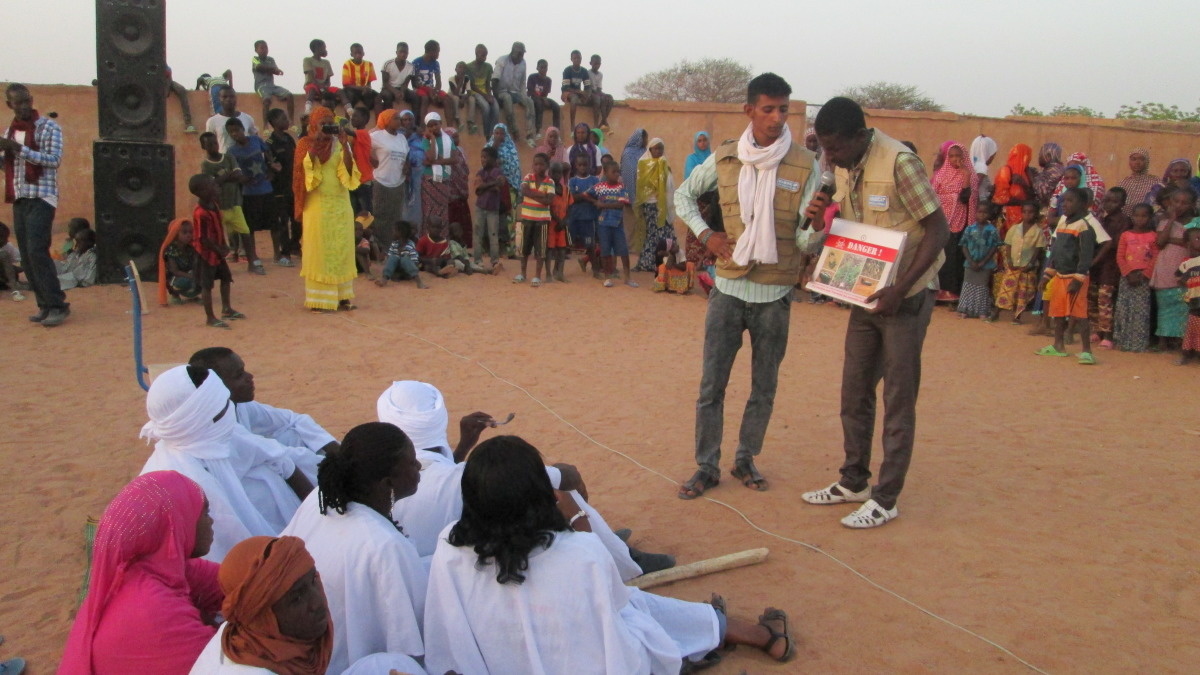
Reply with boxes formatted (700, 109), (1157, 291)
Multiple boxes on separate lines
(625, 58), (752, 104)
(834, 82), (944, 112)
(1116, 101), (1200, 123)
(1009, 103), (1103, 118)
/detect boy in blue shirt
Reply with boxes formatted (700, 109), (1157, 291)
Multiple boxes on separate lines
(411, 40), (455, 126)
(584, 160), (636, 287)
(377, 220), (428, 289)
(568, 153), (601, 278)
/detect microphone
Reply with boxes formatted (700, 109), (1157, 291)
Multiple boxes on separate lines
(801, 171), (836, 230)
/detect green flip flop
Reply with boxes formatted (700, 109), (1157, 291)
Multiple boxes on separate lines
(1035, 345), (1069, 357)
(1078, 352), (1096, 365)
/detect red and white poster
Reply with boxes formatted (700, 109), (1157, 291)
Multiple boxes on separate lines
(808, 218), (908, 310)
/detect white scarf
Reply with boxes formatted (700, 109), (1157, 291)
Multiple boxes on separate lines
(970, 135), (997, 175)
(376, 380), (452, 463)
(140, 365), (236, 460)
(732, 123), (792, 267)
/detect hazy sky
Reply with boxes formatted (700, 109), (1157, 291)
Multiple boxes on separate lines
(5, 0), (1198, 118)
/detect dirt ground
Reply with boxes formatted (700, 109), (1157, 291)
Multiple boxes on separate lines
(1, 251), (1196, 674)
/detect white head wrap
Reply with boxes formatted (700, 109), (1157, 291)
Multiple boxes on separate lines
(970, 135), (998, 175)
(140, 365), (236, 460)
(424, 111), (442, 124)
(377, 381), (452, 462)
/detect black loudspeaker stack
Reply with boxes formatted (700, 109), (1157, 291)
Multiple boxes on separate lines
(93, 0), (175, 284)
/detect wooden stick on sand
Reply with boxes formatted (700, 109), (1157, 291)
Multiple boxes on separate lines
(628, 548), (769, 590)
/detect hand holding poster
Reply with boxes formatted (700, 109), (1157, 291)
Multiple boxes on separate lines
(807, 218), (908, 310)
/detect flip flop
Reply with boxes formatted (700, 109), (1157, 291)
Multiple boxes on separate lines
(222, 310), (246, 320)
(731, 458), (769, 491)
(1035, 345), (1069, 357)
(758, 607), (796, 663)
(678, 470), (719, 500)
(207, 319), (230, 329)
(1078, 352), (1096, 365)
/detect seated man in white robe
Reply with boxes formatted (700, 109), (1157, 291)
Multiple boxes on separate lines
(281, 422), (427, 675)
(423, 435), (796, 674)
(378, 380), (673, 578)
(140, 365), (308, 561)
(189, 347), (326, 531)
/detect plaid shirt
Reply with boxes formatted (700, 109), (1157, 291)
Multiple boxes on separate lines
(8, 116), (63, 206)
(842, 131), (939, 224)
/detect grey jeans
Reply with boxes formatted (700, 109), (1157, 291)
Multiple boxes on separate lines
(694, 287), (792, 474)
(497, 90), (536, 138)
(839, 289), (935, 509)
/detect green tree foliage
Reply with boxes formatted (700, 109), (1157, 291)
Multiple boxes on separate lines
(834, 82), (944, 112)
(1009, 103), (1104, 118)
(625, 58), (753, 104)
(1115, 101), (1200, 122)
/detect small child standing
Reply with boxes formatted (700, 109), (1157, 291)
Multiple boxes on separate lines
(1150, 187), (1198, 351)
(586, 160), (636, 288)
(1113, 203), (1158, 352)
(189, 174), (243, 328)
(958, 203), (1001, 319)
(546, 161), (572, 282)
(266, 109), (299, 262)
(515, 153), (555, 287)
(349, 108), (375, 215)
(568, 153), (601, 278)
(377, 221), (428, 289)
(1036, 187), (1097, 364)
(1176, 228), (1200, 365)
(474, 146), (505, 270)
(199, 131), (264, 274)
(993, 202), (1045, 323)
(159, 218), (200, 304)
(417, 216), (457, 278)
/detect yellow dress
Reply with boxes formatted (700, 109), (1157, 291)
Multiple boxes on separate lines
(300, 144), (361, 309)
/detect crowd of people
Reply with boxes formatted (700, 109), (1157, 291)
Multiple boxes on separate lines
(53, 346), (796, 674)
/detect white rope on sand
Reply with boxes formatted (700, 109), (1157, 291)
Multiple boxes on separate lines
(329, 309), (1050, 674)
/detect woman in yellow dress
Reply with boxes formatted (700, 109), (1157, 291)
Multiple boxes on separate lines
(293, 107), (361, 311)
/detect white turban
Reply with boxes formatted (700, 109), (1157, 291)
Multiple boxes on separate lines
(141, 365), (236, 460)
(970, 135), (997, 175)
(377, 381), (452, 462)
(424, 111), (442, 124)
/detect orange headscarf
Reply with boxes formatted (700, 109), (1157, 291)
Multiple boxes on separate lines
(156, 218), (189, 307)
(219, 536), (333, 675)
(293, 108), (336, 220)
(376, 108), (397, 132)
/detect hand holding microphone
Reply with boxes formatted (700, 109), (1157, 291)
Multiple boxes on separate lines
(802, 171), (836, 230)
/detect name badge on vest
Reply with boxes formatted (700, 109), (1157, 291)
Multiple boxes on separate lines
(775, 178), (800, 193)
(868, 194), (889, 209)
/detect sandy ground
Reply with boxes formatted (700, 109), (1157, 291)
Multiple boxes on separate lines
(1, 244), (1197, 674)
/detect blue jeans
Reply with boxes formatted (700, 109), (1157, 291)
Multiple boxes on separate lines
(382, 254), (419, 280)
(14, 198), (66, 310)
(694, 287), (792, 473)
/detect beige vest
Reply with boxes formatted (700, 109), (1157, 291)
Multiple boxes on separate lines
(713, 140), (816, 286)
(833, 129), (943, 297)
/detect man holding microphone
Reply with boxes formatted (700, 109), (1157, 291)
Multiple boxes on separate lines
(800, 96), (948, 528)
(674, 73), (820, 500)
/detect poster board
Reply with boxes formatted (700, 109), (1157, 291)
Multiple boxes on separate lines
(807, 218), (907, 310)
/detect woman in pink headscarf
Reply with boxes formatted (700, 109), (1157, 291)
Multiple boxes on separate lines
(58, 471), (221, 675)
(932, 141), (979, 302)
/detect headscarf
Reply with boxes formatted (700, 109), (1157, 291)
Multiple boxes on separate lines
(156, 218), (189, 307)
(1116, 148), (1161, 215)
(1033, 142), (1065, 206)
(685, 131), (711, 179)
(994, 144), (1033, 204)
(292, 107), (336, 219)
(932, 141), (979, 233)
(534, 126), (560, 159)
(620, 128), (646, 191)
(1052, 151), (1105, 212)
(635, 138), (675, 227)
(486, 123), (522, 190)
(591, 127), (606, 154)
(220, 536), (333, 675)
(423, 114), (454, 183)
(1150, 158), (1200, 205)
(376, 380), (451, 463)
(932, 140), (952, 174)
(60, 471), (209, 673)
(969, 135), (997, 175)
(568, 122), (600, 176)
(141, 366), (238, 460)
(376, 108), (397, 131)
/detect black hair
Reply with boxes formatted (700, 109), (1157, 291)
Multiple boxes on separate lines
(320, 90), (339, 103)
(266, 108), (288, 126)
(425, 39), (439, 52)
(1131, 203), (1155, 218)
(185, 365), (208, 387)
(224, 117), (245, 130)
(590, 54), (601, 61)
(350, 42), (363, 51)
(447, 436), (568, 585)
(1186, 227), (1200, 241)
(67, 217), (92, 235)
(189, 346), (234, 372)
(481, 146), (498, 160)
(5, 83), (29, 97)
(570, 50), (581, 57)
(254, 39), (266, 49)
(1107, 186), (1127, 206)
(814, 96), (866, 138)
(396, 41), (408, 50)
(1174, 187), (1200, 220)
(533, 152), (550, 163)
(188, 173), (212, 195)
(1157, 184), (1179, 206)
(1063, 186), (1091, 209)
(309, 39), (324, 52)
(75, 229), (96, 246)
(536, 59), (547, 67)
(746, 72), (791, 105)
(1021, 200), (1040, 211)
(396, 220), (416, 242)
(317, 422), (411, 516)
(198, 131), (216, 146)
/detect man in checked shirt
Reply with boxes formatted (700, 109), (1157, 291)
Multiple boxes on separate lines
(1, 83), (68, 327)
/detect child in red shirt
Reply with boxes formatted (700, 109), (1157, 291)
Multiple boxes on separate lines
(546, 161), (571, 282)
(189, 174), (243, 328)
(417, 216), (456, 277)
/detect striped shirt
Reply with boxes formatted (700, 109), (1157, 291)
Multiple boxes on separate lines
(520, 173), (555, 221)
(675, 148), (820, 303)
(342, 59), (377, 88)
(8, 116), (63, 207)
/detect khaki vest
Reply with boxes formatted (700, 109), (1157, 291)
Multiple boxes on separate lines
(713, 140), (816, 286)
(833, 129), (944, 297)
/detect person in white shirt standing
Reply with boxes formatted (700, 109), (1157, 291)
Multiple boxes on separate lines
(369, 109), (410, 255)
(205, 87), (259, 154)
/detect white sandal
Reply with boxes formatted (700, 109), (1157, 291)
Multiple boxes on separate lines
(801, 482), (871, 505)
(840, 499), (898, 529)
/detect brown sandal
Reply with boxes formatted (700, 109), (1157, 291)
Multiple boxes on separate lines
(731, 459), (768, 491)
(758, 607), (795, 662)
(678, 470), (719, 500)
